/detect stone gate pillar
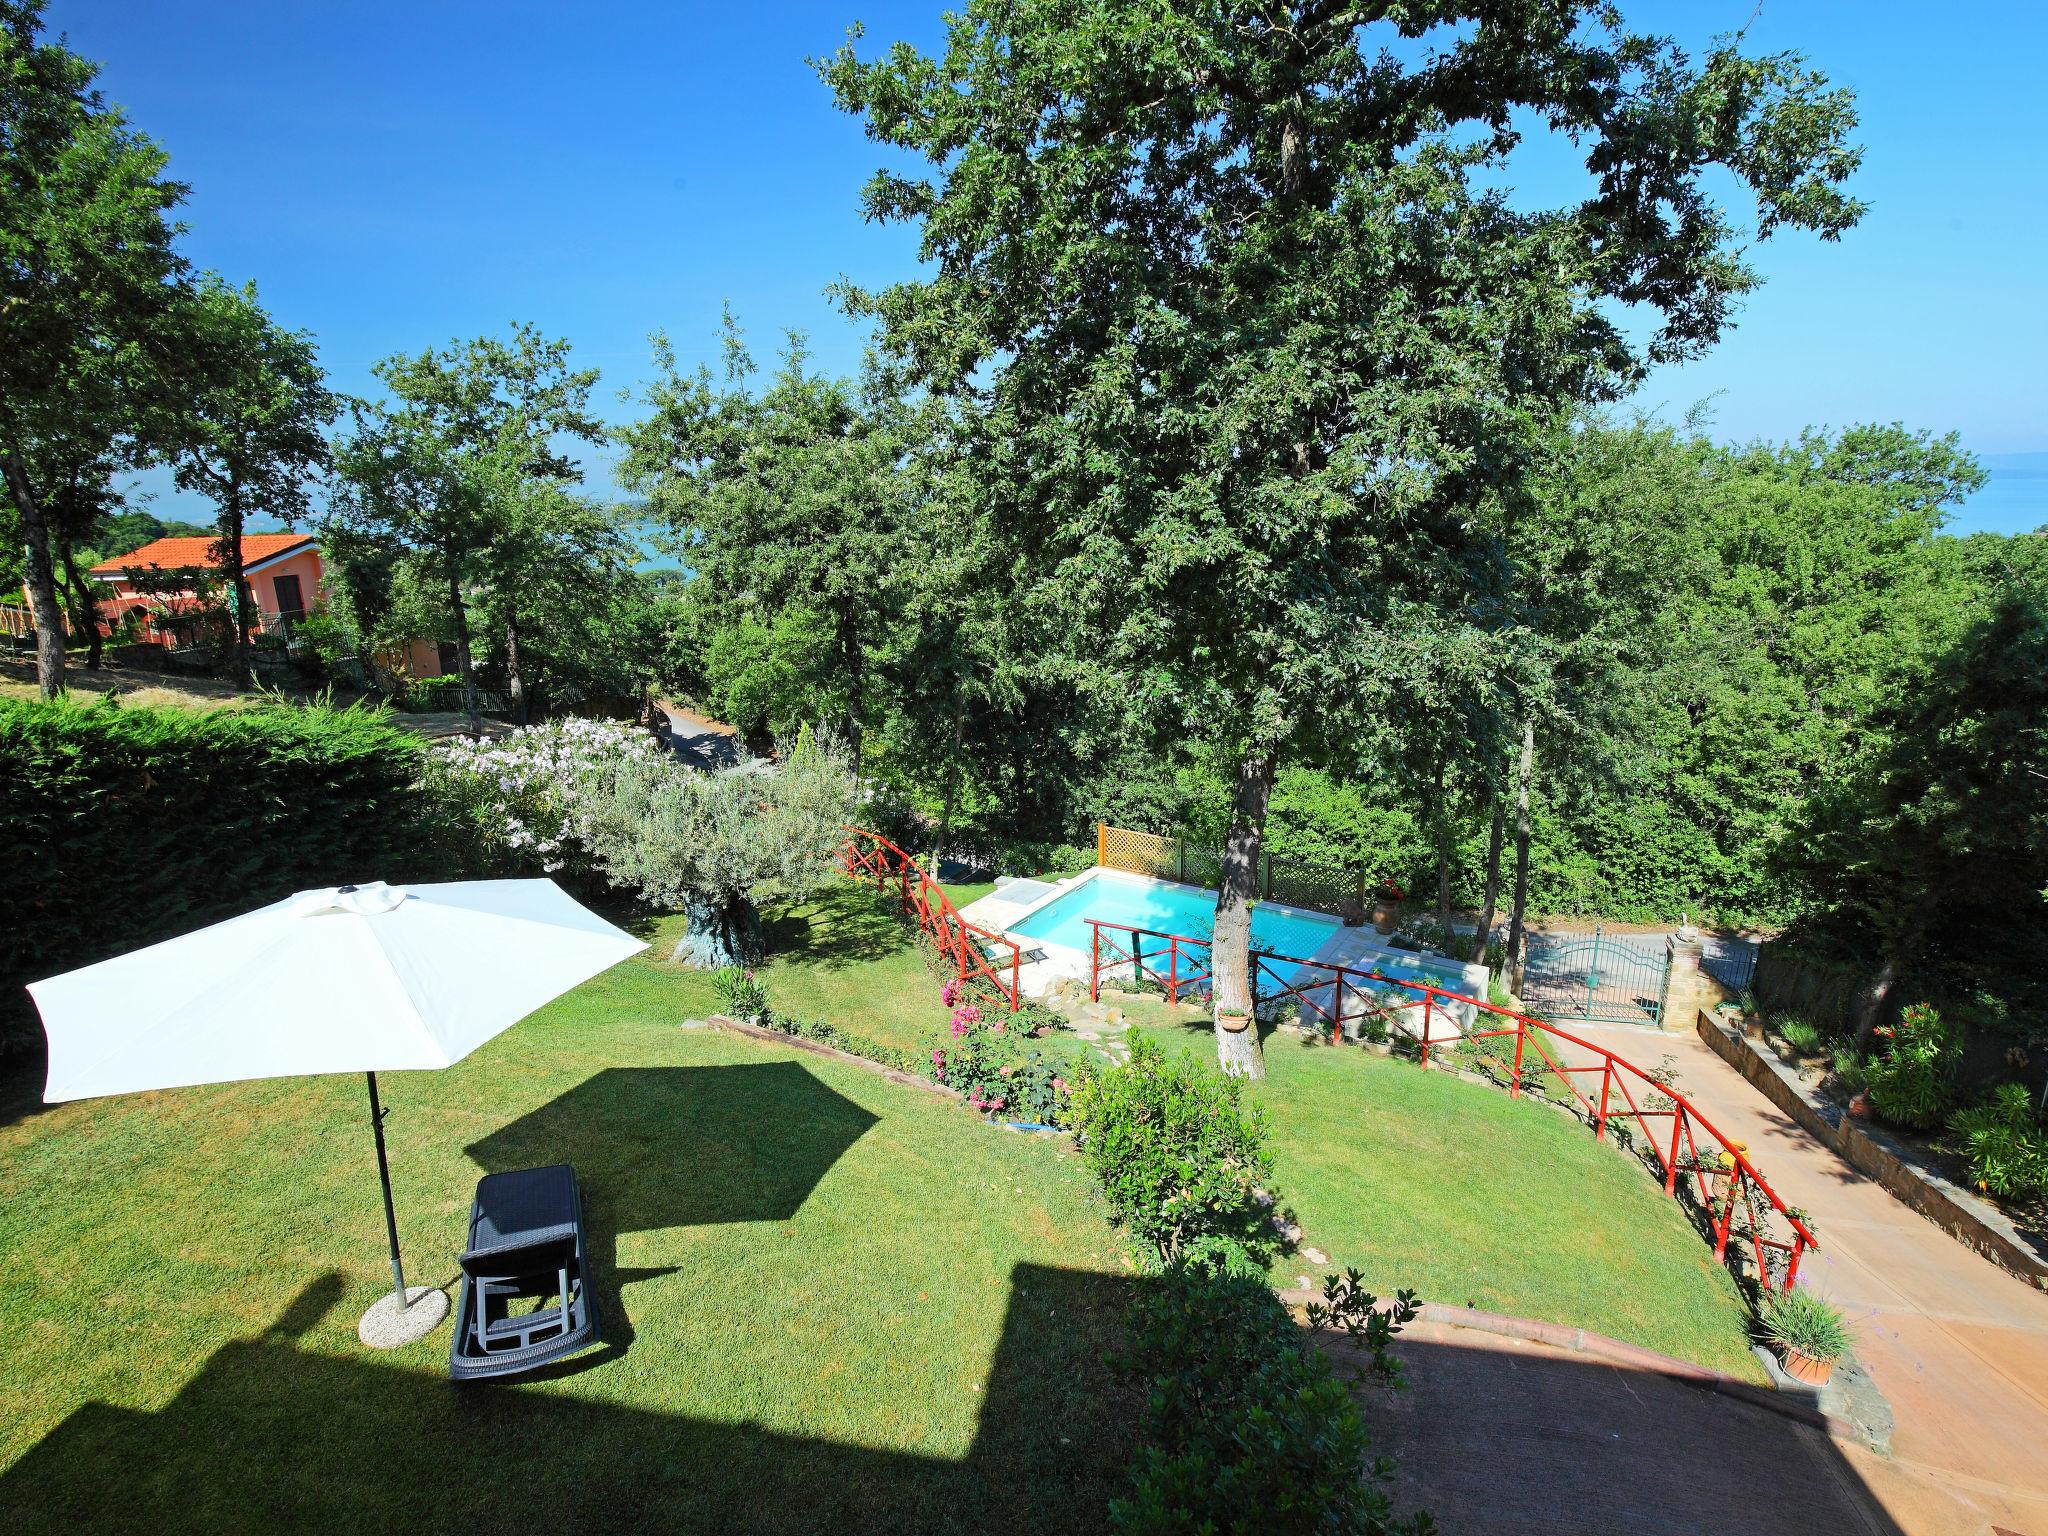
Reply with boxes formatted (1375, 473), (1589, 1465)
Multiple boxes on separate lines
(1662, 930), (1705, 1034)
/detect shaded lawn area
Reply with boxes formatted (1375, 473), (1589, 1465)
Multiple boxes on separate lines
(1129, 1021), (1765, 1381)
(0, 937), (1140, 1535)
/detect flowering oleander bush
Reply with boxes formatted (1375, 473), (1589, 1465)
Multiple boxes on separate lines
(424, 716), (659, 879)
(1867, 1002), (1960, 1130)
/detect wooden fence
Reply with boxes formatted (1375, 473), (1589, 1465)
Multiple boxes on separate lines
(1094, 822), (1367, 917)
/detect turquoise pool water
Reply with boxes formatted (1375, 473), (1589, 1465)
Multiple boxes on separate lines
(1008, 871), (1472, 993)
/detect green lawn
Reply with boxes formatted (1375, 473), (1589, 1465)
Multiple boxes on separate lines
(0, 929), (1141, 1535)
(0, 878), (1767, 1534)
(1129, 1020), (1764, 1381)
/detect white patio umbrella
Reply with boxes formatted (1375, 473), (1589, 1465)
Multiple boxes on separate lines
(28, 879), (646, 1345)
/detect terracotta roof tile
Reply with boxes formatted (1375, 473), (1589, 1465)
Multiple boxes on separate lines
(91, 533), (315, 576)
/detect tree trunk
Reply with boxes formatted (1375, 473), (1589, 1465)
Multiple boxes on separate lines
(1852, 906), (1931, 1046)
(931, 678), (967, 880)
(58, 545), (104, 671)
(673, 890), (765, 969)
(1211, 748), (1274, 1079)
(3, 449), (67, 698)
(1473, 792), (1506, 966)
(445, 554), (478, 727)
(1506, 716), (1535, 994)
(504, 601), (527, 725)
(222, 479), (252, 691)
(838, 603), (865, 778)
(1432, 758), (1455, 954)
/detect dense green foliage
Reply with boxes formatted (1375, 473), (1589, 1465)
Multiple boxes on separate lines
(1070, 1033), (1282, 1273)
(1113, 1266), (1426, 1536)
(1950, 1085), (2048, 1203)
(823, 0), (1864, 1073)
(579, 726), (859, 967)
(0, 695), (442, 1051)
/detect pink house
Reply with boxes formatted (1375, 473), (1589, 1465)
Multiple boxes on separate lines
(89, 531), (325, 644)
(79, 533), (446, 679)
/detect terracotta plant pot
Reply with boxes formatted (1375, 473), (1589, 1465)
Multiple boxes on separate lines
(1781, 1347), (1835, 1386)
(1218, 1010), (1251, 1034)
(1848, 1091), (1872, 1120)
(1371, 903), (1398, 934)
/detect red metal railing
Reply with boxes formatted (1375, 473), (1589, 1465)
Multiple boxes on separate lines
(1087, 920), (1817, 1292)
(841, 827), (1022, 1011)
(1088, 920), (1213, 1004)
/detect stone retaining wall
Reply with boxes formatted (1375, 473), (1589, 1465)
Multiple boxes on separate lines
(1696, 1011), (2048, 1291)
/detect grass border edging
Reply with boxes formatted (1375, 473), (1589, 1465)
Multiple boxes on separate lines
(1694, 1011), (2048, 1289)
(706, 1013), (959, 1099)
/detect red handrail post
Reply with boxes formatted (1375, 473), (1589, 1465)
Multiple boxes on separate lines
(1785, 1238), (1804, 1292)
(1664, 1105), (1684, 1196)
(1596, 1062), (1612, 1141)
(1010, 941), (1020, 1010)
(1713, 1174), (1737, 1262)
(1421, 990), (1433, 1065)
(1511, 1017), (1526, 1099)
(1091, 925), (1100, 1003)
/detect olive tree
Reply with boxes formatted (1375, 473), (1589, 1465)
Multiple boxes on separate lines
(582, 728), (858, 968)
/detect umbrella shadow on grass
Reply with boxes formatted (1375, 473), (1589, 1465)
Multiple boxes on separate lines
(0, 1263), (1145, 1536)
(461, 1063), (880, 1370)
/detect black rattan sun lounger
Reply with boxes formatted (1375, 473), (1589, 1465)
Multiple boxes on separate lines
(449, 1163), (600, 1382)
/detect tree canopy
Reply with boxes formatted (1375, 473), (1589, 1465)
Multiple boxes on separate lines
(825, 0), (1865, 1074)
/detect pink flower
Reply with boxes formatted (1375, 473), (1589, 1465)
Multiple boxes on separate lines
(988, 1023), (1005, 1035)
(999, 1064), (1015, 1077)
(1052, 1077), (1069, 1095)
(951, 1019), (970, 1038)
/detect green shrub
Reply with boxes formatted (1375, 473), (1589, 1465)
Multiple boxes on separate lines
(1829, 1046), (1869, 1094)
(0, 696), (444, 1054)
(1866, 1003), (1960, 1130)
(1070, 1033), (1281, 1271)
(710, 966), (770, 1019)
(1776, 1018), (1824, 1055)
(1759, 1286), (1854, 1364)
(1950, 1084), (2048, 1201)
(1111, 1266), (1424, 1536)
(407, 673), (471, 711)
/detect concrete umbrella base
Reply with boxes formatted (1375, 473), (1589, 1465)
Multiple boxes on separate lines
(358, 1286), (450, 1349)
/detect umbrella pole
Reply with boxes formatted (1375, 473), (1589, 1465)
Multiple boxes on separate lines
(364, 1071), (409, 1307)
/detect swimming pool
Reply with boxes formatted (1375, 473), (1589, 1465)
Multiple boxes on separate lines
(1011, 869), (1337, 960)
(1005, 869), (1473, 996)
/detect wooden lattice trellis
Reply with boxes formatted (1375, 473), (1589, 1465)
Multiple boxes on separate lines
(1093, 823), (1364, 917)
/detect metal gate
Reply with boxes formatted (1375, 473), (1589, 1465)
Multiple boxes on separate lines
(1522, 926), (1668, 1027)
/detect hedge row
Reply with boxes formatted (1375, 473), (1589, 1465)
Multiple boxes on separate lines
(0, 696), (458, 1056)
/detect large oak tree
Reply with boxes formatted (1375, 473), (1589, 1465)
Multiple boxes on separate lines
(826, 1), (1863, 1075)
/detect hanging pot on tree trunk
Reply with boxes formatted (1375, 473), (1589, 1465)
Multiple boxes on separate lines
(1218, 1009), (1251, 1034)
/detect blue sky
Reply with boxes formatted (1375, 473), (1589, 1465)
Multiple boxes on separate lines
(46, 0), (2048, 535)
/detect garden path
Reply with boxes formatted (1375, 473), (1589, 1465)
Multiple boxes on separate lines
(1558, 1021), (2048, 1536)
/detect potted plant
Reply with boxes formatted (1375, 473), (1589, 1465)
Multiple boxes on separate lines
(1371, 882), (1403, 934)
(1759, 1286), (1853, 1386)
